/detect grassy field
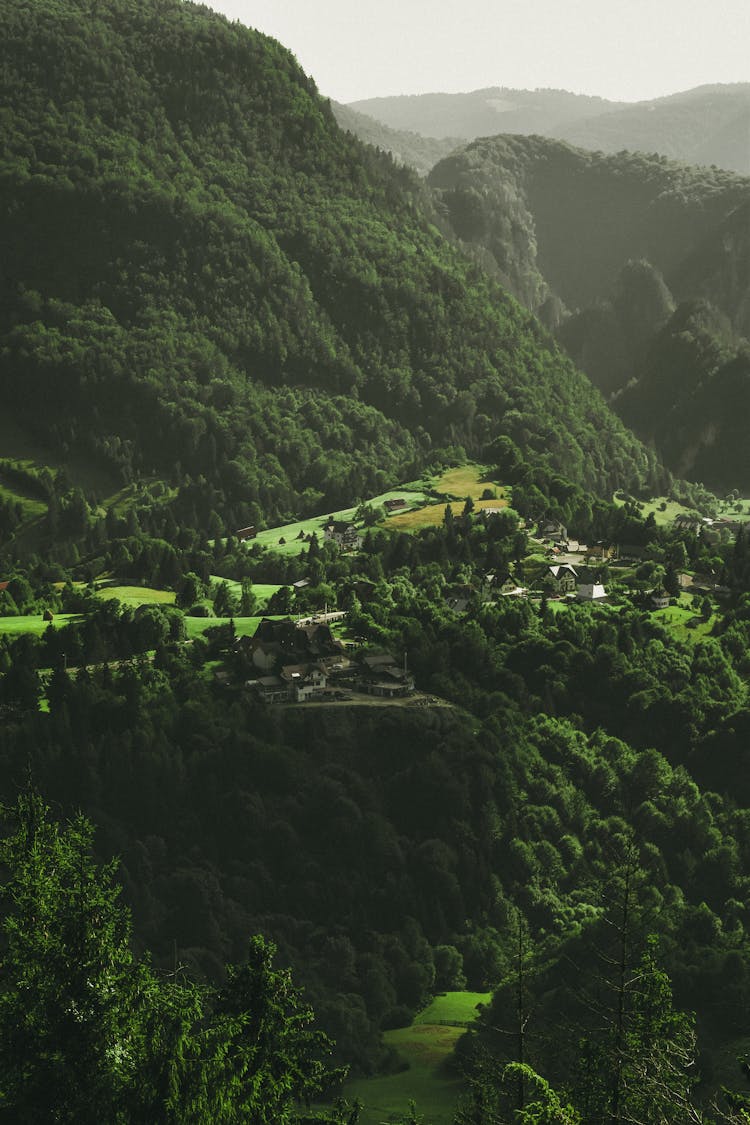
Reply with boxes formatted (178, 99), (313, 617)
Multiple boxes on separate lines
(651, 602), (716, 644)
(0, 613), (80, 636)
(95, 585), (176, 607)
(611, 493), (750, 528)
(0, 476), (47, 519)
(384, 465), (508, 534)
(209, 578), (282, 609)
(246, 488), (432, 558)
(435, 465), (503, 502)
(341, 992), (489, 1125)
(0, 416), (119, 497)
(413, 992), (490, 1026)
(184, 615), (275, 640)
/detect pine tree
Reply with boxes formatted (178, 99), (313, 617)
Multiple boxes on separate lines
(0, 793), (340, 1124)
(0, 791), (150, 1122)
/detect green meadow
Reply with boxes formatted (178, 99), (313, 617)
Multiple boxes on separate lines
(0, 613), (80, 637)
(184, 615), (280, 640)
(94, 585), (176, 607)
(245, 488), (432, 558)
(342, 992), (489, 1124)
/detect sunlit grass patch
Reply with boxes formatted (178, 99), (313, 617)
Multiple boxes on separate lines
(94, 585), (176, 607)
(435, 464), (504, 502)
(0, 613), (80, 636)
(341, 991), (488, 1124)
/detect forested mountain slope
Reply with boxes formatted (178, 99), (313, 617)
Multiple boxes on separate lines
(0, 0), (659, 535)
(554, 83), (750, 176)
(331, 101), (460, 177)
(428, 135), (750, 489)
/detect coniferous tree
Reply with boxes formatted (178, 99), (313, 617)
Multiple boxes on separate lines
(0, 793), (340, 1124)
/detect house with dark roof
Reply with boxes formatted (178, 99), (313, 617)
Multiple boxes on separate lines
(280, 662), (327, 702)
(384, 498), (408, 513)
(243, 617), (344, 672)
(324, 521), (361, 549)
(547, 564), (577, 594)
(539, 519), (568, 543)
(650, 587), (670, 609)
(358, 652), (415, 698)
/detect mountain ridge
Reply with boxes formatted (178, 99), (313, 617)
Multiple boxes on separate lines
(0, 0), (661, 543)
(349, 82), (750, 175)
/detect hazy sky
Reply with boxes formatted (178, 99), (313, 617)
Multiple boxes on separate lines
(207, 0), (750, 105)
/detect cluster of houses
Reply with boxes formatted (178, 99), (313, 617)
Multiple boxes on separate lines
(673, 513), (744, 545)
(243, 618), (414, 704)
(545, 564), (607, 601)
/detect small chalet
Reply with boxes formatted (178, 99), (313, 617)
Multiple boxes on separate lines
(547, 564), (577, 594)
(650, 587), (670, 610)
(673, 515), (701, 535)
(587, 542), (616, 561)
(384, 498), (408, 513)
(444, 583), (475, 614)
(577, 583), (607, 601)
(539, 519), (568, 543)
(235, 526), (257, 541)
(249, 675), (288, 703)
(280, 662), (327, 702)
(324, 521), (360, 549)
(359, 652), (414, 698)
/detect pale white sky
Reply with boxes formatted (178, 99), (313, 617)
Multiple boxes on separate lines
(207, 0), (750, 104)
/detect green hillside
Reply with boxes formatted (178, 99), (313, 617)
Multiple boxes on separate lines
(429, 135), (749, 316)
(428, 134), (750, 489)
(554, 83), (750, 176)
(331, 101), (461, 177)
(0, 0), (660, 563)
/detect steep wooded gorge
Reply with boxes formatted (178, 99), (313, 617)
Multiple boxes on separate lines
(429, 136), (750, 489)
(0, 0), (660, 535)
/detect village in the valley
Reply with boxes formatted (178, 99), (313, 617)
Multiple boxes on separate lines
(221, 466), (746, 708)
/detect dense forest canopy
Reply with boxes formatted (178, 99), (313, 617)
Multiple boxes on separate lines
(0, 0), (660, 534)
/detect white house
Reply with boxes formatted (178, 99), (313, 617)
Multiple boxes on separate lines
(576, 583), (607, 601)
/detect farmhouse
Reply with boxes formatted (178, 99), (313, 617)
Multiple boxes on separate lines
(650, 587), (670, 609)
(547, 564), (577, 594)
(280, 662), (327, 702)
(244, 617), (344, 672)
(250, 675), (288, 703)
(235, 525), (257, 540)
(384, 498), (408, 513)
(587, 542), (616, 561)
(324, 521), (361, 549)
(539, 519), (568, 543)
(673, 514), (702, 535)
(359, 652), (414, 698)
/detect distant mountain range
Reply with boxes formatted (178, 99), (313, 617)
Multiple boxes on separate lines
(349, 84), (750, 176)
(428, 134), (750, 488)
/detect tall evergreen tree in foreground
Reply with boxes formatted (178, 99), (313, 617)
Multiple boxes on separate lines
(0, 792), (341, 1123)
